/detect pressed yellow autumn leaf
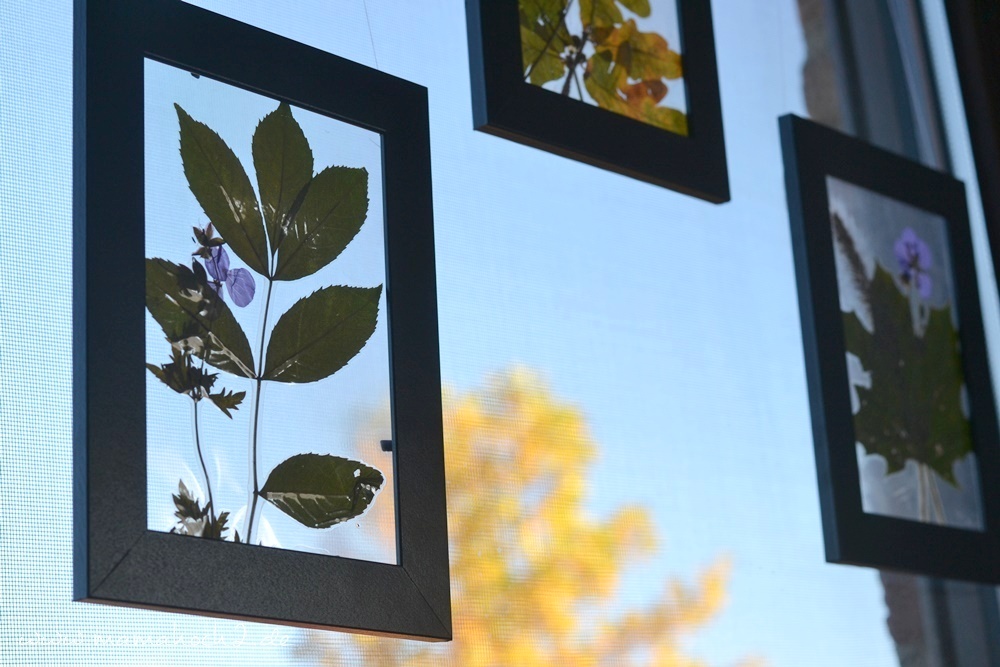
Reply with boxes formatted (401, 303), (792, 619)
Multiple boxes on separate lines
(596, 19), (682, 81)
(634, 95), (689, 135)
(584, 51), (632, 114)
(585, 51), (688, 134)
(617, 0), (651, 16)
(580, 0), (624, 28)
(622, 79), (669, 105)
(520, 0), (567, 25)
(519, 0), (688, 135)
(519, 0), (573, 85)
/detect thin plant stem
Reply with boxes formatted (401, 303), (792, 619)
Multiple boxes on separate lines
(192, 395), (216, 525)
(559, 24), (591, 97)
(194, 282), (223, 527)
(246, 277), (275, 545)
(561, 50), (586, 96)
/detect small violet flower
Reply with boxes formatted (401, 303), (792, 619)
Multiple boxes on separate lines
(205, 246), (256, 307)
(893, 227), (932, 299)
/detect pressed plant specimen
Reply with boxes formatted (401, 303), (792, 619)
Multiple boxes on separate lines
(146, 101), (385, 545)
(519, 0), (686, 134)
(834, 215), (971, 524)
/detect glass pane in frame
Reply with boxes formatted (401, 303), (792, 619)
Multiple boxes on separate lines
(144, 58), (397, 563)
(518, 0), (688, 134)
(827, 175), (984, 530)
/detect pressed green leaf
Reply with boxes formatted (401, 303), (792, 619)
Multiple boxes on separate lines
(842, 311), (872, 363)
(176, 104), (269, 276)
(172, 479), (208, 522)
(261, 453), (384, 528)
(273, 166), (369, 281)
(146, 258), (256, 378)
(263, 285), (381, 383)
(252, 103), (314, 252)
(203, 511), (231, 540)
(209, 388), (246, 418)
(146, 347), (218, 396)
(845, 266), (971, 483)
(170, 480), (230, 540)
(831, 212), (872, 311)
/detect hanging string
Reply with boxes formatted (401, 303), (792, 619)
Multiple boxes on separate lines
(362, 0), (380, 70)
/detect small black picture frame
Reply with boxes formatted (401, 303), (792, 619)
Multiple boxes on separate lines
(466, 0), (729, 203)
(780, 114), (1000, 583)
(74, 0), (451, 639)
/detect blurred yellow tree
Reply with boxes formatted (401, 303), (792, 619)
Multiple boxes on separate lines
(299, 369), (755, 666)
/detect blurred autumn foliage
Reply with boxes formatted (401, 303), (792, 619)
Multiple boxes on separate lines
(520, 0), (687, 134)
(298, 369), (755, 666)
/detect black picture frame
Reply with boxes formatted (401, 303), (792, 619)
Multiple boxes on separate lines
(74, 0), (451, 639)
(780, 114), (1000, 583)
(466, 0), (729, 203)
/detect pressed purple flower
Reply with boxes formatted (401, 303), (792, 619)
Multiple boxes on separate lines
(205, 246), (256, 307)
(893, 227), (933, 299)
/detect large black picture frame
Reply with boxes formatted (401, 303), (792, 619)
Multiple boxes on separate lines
(74, 0), (451, 639)
(780, 114), (1000, 583)
(466, 0), (729, 203)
